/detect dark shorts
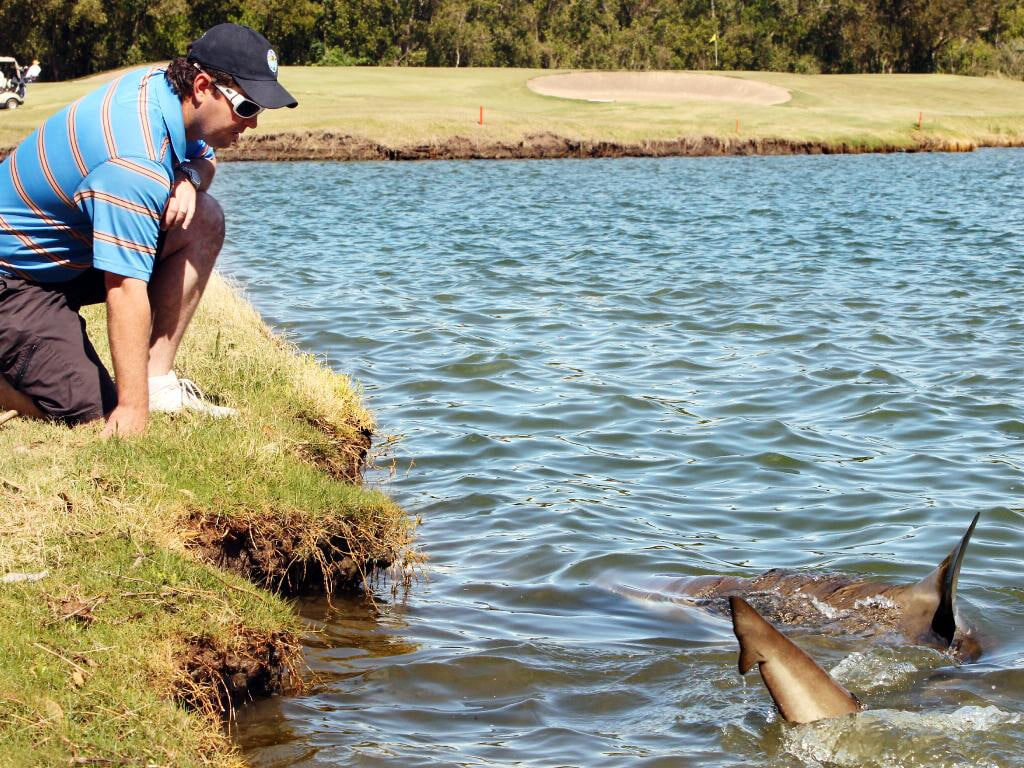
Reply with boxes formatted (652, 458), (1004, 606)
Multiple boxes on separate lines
(0, 269), (117, 425)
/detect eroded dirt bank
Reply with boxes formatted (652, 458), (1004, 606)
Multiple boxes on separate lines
(213, 131), (1024, 161)
(3, 131), (1023, 163)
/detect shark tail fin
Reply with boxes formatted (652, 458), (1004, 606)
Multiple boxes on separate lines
(908, 511), (980, 646)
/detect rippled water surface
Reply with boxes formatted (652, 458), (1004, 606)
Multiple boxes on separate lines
(215, 152), (1024, 768)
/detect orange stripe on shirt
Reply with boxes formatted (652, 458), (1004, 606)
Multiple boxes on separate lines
(0, 212), (89, 269)
(100, 78), (123, 157)
(67, 101), (88, 176)
(74, 189), (160, 221)
(93, 230), (157, 256)
(138, 69), (157, 161)
(109, 157), (171, 189)
(8, 148), (90, 246)
(36, 124), (77, 210)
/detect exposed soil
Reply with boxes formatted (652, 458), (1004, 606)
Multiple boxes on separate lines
(185, 508), (373, 595)
(175, 630), (301, 717)
(167, 414), (403, 725)
(295, 411), (373, 484)
(3, 131), (1022, 165)
(178, 499), (412, 718)
(211, 131), (1023, 162)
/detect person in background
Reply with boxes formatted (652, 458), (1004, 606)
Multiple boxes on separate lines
(23, 59), (41, 82)
(0, 24), (297, 436)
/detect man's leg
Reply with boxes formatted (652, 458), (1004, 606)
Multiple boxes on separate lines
(147, 191), (225, 377)
(0, 275), (116, 425)
(0, 275), (40, 417)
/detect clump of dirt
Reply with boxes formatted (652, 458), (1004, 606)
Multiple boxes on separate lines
(185, 509), (395, 595)
(294, 412), (372, 483)
(48, 593), (105, 625)
(174, 630), (301, 718)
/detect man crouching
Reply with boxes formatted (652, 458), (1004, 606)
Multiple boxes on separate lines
(0, 23), (297, 437)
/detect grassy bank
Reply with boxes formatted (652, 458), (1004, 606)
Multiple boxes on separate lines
(0, 276), (414, 766)
(2, 68), (1024, 156)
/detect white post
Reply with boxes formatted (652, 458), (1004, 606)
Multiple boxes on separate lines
(711, 0), (719, 68)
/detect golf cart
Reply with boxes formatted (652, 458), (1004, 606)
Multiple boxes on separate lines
(0, 57), (25, 109)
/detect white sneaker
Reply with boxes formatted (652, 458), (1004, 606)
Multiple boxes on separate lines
(148, 372), (238, 418)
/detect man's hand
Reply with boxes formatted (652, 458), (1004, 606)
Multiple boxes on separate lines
(101, 404), (149, 439)
(162, 172), (198, 231)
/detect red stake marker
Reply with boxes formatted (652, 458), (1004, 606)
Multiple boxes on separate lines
(479, 106), (484, 125)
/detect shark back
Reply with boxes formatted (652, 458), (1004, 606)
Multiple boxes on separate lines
(730, 596), (861, 724)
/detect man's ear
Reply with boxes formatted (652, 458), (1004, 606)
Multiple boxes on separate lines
(191, 70), (215, 106)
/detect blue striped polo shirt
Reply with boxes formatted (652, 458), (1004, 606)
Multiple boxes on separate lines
(0, 67), (215, 283)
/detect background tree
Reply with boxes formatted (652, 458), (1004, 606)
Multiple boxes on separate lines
(1, 0), (1021, 79)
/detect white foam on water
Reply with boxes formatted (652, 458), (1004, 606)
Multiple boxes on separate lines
(867, 705), (1020, 732)
(801, 593), (845, 620)
(829, 650), (921, 692)
(783, 706), (1021, 768)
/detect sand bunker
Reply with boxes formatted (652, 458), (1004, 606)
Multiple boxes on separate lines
(527, 71), (791, 106)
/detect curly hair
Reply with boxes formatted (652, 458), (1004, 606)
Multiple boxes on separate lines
(164, 56), (236, 100)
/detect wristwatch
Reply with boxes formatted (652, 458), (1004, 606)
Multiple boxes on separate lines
(176, 161), (201, 189)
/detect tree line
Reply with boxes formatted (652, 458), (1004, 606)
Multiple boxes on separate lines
(2, 0), (1023, 80)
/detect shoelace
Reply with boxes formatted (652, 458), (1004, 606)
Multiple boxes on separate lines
(177, 378), (210, 404)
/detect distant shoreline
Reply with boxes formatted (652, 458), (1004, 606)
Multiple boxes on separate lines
(212, 131), (1024, 161)
(5, 131), (1020, 165)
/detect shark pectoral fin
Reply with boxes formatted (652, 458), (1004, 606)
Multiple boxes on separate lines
(729, 597), (861, 724)
(903, 511), (980, 646)
(737, 644), (765, 675)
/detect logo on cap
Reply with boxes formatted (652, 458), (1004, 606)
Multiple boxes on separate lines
(267, 49), (278, 75)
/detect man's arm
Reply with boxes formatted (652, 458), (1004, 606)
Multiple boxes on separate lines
(163, 157), (216, 231)
(101, 273), (151, 438)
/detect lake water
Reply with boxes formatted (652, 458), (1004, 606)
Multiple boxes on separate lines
(215, 151), (1024, 768)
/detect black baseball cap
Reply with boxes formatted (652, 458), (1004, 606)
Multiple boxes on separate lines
(187, 23), (297, 109)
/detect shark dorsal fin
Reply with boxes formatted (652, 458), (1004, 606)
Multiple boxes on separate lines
(730, 597), (861, 723)
(903, 511), (980, 646)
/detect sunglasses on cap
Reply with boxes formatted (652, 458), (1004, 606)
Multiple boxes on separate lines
(192, 63), (264, 118)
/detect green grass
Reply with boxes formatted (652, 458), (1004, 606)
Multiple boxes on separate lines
(2, 67), (1024, 150)
(0, 276), (414, 766)
(0, 537), (286, 767)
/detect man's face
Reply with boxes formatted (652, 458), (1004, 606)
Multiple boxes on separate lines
(194, 75), (259, 148)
